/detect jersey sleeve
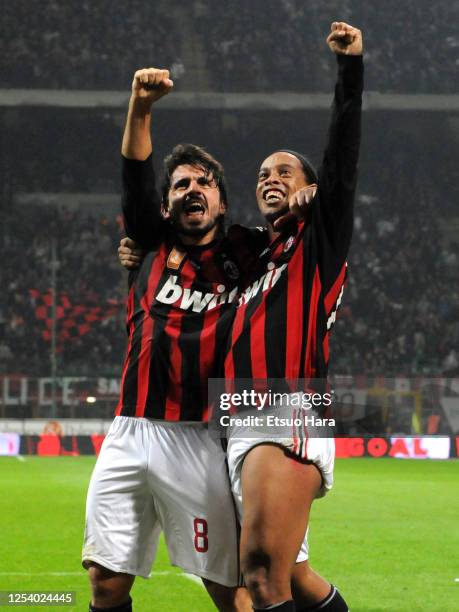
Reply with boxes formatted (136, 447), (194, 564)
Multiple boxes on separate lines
(312, 54), (363, 296)
(122, 154), (169, 250)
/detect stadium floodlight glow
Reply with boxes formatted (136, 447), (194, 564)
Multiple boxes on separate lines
(86, 396), (97, 404)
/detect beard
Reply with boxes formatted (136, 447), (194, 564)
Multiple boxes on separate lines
(170, 213), (222, 239)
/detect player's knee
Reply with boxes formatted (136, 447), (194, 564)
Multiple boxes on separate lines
(87, 563), (133, 607)
(241, 549), (272, 599)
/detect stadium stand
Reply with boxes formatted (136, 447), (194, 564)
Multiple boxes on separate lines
(2, 0), (458, 92)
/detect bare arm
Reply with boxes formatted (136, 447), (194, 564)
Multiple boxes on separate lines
(121, 68), (173, 160)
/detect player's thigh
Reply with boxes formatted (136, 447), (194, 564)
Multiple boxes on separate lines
(240, 444), (321, 564)
(83, 417), (161, 577)
(148, 424), (241, 587)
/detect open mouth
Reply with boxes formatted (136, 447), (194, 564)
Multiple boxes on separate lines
(263, 189), (285, 203)
(183, 200), (206, 216)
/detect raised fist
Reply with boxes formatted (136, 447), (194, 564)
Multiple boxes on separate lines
(327, 22), (363, 56)
(131, 68), (174, 104)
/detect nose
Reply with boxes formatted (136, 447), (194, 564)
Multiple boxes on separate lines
(186, 179), (203, 194)
(265, 173), (281, 185)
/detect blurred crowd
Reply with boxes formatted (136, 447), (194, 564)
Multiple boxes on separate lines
(3, 0), (458, 93)
(3, 0), (176, 90)
(0, 206), (126, 376)
(197, 0), (459, 93)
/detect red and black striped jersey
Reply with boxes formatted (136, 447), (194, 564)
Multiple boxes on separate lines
(116, 157), (247, 421)
(115, 237), (240, 420)
(224, 55), (363, 385)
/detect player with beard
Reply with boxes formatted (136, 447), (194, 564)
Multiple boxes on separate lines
(82, 70), (252, 612)
(118, 21), (362, 612)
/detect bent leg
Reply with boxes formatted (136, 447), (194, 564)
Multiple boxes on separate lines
(240, 444), (321, 608)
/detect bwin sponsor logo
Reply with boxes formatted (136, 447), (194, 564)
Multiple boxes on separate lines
(238, 263), (288, 306)
(155, 276), (238, 313)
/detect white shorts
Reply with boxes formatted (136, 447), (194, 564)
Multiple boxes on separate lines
(82, 416), (240, 587)
(226, 410), (335, 562)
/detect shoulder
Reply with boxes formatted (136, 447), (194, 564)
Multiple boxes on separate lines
(227, 224), (269, 253)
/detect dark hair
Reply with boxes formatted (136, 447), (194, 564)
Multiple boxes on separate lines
(161, 143), (228, 208)
(277, 149), (318, 184)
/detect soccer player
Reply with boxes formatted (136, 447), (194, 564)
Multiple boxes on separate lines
(222, 22), (363, 611)
(82, 70), (251, 611)
(118, 21), (363, 611)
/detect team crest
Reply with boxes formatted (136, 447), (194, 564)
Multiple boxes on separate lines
(223, 259), (239, 280)
(284, 236), (295, 252)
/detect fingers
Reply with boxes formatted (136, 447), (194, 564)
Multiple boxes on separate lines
(327, 22), (362, 54)
(118, 248), (142, 269)
(273, 186), (316, 231)
(290, 185), (317, 217)
(120, 236), (140, 249)
(118, 238), (144, 269)
(132, 67), (174, 96)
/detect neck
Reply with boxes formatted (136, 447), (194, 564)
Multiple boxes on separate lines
(178, 227), (219, 246)
(267, 225), (279, 242)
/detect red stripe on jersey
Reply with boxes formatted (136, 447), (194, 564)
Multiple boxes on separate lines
(324, 263), (346, 315)
(304, 265), (322, 378)
(285, 242), (304, 379)
(250, 298), (267, 379)
(292, 409), (299, 455)
(115, 285), (135, 416)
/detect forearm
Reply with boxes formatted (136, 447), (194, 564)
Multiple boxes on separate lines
(122, 154), (164, 248)
(121, 97), (154, 160)
(323, 55), (363, 181)
(313, 54), (363, 287)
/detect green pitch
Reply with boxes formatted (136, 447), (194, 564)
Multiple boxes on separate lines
(0, 457), (457, 611)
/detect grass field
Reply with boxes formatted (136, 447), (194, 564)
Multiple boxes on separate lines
(0, 457), (457, 611)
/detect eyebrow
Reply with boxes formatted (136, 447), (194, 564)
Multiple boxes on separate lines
(172, 173), (215, 188)
(259, 164), (296, 173)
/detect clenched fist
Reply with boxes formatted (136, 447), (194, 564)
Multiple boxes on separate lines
(327, 22), (363, 56)
(131, 68), (174, 104)
(274, 185), (317, 231)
